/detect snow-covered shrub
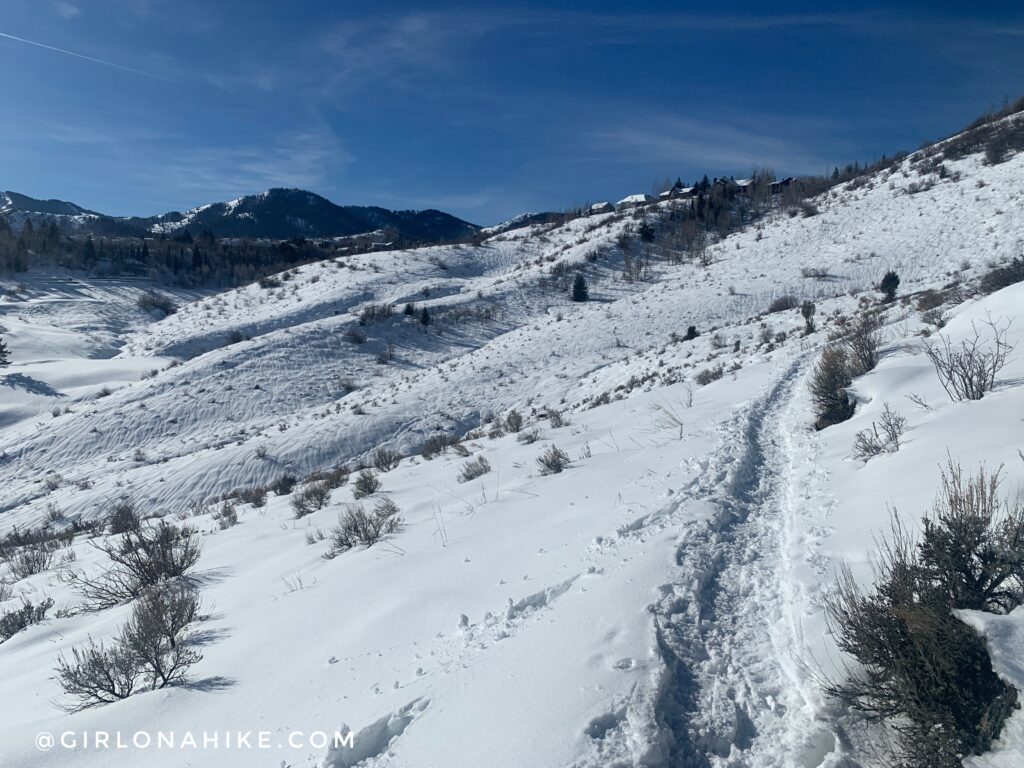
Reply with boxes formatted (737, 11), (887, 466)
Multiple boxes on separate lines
(344, 327), (367, 345)
(504, 410), (524, 433)
(213, 502), (238, 530)
(920, 462), (1024, 612)
(233, 485), (267, 508)
(371, 447), (402, 472)
(136, 290), (176, 316)
(695, 365), (724, 386)
(546, 409), (569, 428)
(852, 403), (907, 461)
(920, 307), (945, 328)
(258, 274), (282, 289)
(916, 288), (946, 312)
(7, 541), (56, 580)
(106, 497), (141, 534)
(0, 597), (54, 642)
(420, 433), (457, 459)
(809, 345), (854, 429)
(324, 500), (403, 557)
(800, 265), (830, 279)
(799, 200), (819, 217)
(517, 428), (541, 445)
(767, 295), (799, 313)
(307, 466), (349, 489)
(458, 456), (491, 483)
(56, 584), (201, 711)
(824, 462), (1023, 767)
(979, 256), (1024, 295)
(270, 473), (297, 496)
(62, 522), (202, 610)
(55, 638), (140, 710)
(351, 470), (381, 500)
(304, 527), (325, 545)
(123, 585), (201, 682)
(536, 445), (570, 476)
(359, 303), (394, 325)
(924, 318), (1014, 401)
(841, 312), (883, 376)
(291, 481), (332, 518)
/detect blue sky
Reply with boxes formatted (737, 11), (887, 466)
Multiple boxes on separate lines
(1, 1), (1023, 225)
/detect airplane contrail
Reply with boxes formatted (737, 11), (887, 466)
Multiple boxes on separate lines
(0, 30), (180, 85)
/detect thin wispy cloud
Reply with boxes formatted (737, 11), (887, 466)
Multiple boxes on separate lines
(316, 13), (495, 96)
(587, 113), (844, 177)
(55, 2), (80, 20)
(0, 30), (179, 84)
(152, 129), (353, 203)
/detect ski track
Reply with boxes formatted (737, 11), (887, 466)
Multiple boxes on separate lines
(651, 354), (838, 767)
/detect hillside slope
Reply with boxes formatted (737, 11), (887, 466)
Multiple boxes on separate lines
(0, 126), (1022, 767)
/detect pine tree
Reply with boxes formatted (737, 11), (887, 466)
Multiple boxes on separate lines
(419, 307), (431, 326)
(0, 336), (10, 367)
(801, 300), (816, 333)
(880, 270), (900, 301)
(571, 274), (589, 302)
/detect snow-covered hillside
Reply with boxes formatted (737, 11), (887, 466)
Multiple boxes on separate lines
(0, 129), (1022, 768)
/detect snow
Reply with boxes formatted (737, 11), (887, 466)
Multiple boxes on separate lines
(960, 608), (1024, 768)
(616, 193), (655, 207)
(0, 133), (1023, 767)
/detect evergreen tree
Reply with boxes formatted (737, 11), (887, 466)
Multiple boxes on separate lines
(419, 307), (431, 326)
(0, 336), (10, 367)
(880, 270), (900, 301)
(801, 300), (816, 333)
(571, 274), (589, 302)
(404, 302), (416, 317)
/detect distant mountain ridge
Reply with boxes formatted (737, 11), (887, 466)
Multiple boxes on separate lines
(1, 191), (100, 218)
(0, 188), (479, 243)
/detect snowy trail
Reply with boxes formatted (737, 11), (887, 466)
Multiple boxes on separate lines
(652, 355), (839, 767)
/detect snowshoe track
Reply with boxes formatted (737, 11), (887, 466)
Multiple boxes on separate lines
(652, 355), (840, 767)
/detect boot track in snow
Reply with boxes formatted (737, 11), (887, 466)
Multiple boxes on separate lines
(651, 355), (840, 767)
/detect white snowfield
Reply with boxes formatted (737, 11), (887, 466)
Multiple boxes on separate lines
(0, 132), (1022, 767)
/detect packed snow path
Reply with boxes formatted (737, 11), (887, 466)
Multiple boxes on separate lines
(652, 356), (838, 767)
